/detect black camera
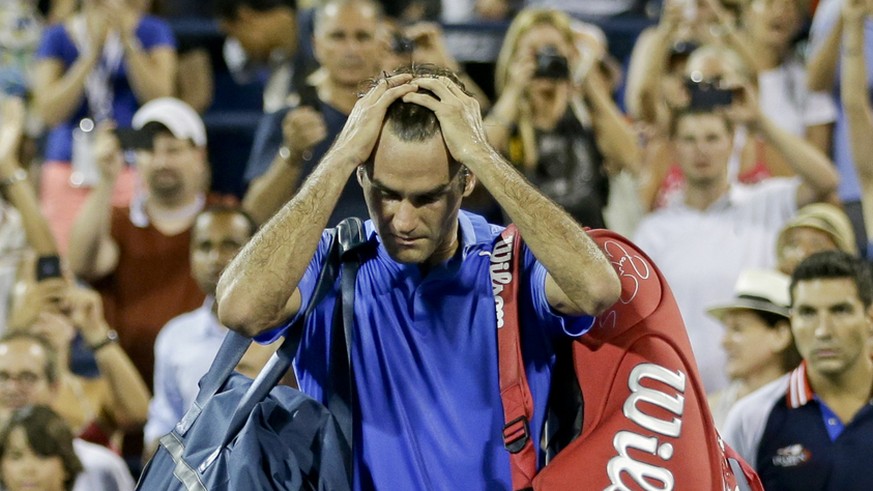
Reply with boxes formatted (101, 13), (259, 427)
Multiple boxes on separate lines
(114, 128), (153, 150)
(685, 79), (734, 110)
(36, 255), (63, 281)
(533, 46), (570, 80)
(391, 32), (415, 55)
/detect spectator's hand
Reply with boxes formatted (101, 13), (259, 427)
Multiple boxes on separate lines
(699, 0), (734, 25)
(6, 276), (68, 332)
(67, 286), (113, 348)
(843, 0), (871, 23)
(0, 97), (25, 173)
(660, 0), (690, 31)
(571, 22), (607, 86)
(28, 312), (76, 354)
(475, 0), (510, 21)
(329, 74), (417, 170)
(723, 82), (762, 130)
(281, 107), (327, 161)
(85, 7), (110, 52)
(93, 122), (124, 184)
(504, 48), (536, 95)
(104, 0), (139, 39)
(405, 23), (460, 72)
(402, 76), (488, 166)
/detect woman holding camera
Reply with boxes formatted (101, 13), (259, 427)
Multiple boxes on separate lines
(30, 0), (176, 254)
(485, 7), (639, 230)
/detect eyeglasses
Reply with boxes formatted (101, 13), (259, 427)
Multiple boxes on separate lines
(0, 371), (45, 386)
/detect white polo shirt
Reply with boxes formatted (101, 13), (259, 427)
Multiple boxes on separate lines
(633, 178), (800, 392)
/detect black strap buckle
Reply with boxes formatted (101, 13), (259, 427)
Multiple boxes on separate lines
(503, 415), (530, 454)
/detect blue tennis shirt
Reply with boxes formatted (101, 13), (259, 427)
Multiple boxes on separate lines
(259, 211), (594, 490)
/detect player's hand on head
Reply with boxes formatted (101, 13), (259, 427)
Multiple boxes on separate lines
(402, 76), (489, 166)
(330, 73), (417, 170)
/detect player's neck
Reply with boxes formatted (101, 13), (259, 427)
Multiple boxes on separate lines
(420, 226), (462, 275)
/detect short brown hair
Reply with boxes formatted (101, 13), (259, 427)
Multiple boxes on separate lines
(0, 405), (83, 491)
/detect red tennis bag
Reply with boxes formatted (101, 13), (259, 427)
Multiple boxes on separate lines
(492, 226), (762, 491)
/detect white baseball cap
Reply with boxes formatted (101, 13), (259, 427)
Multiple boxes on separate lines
(132, 97), (207, 147)
(707, 269), (791, 321)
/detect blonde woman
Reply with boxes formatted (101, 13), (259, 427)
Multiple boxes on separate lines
(484, 7), (639, 230)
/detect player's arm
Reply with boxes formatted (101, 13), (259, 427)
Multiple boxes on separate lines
(217, 75), (417, 336)
(407, 77), (621, 317)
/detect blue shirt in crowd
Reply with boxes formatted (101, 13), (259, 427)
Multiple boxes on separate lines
(35, 16), (176, 162)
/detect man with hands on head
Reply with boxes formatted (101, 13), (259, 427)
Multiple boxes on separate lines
(216, 64), (621, 489)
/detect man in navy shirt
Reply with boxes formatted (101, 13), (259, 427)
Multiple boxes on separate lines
(723, 250), (873, 491)
(239, 0), (384, 226)
(216, 64), (621, 489)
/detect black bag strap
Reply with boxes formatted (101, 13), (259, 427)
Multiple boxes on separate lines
(325, 217), (366, 476)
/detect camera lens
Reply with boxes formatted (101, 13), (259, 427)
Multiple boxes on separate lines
(533, 46), (570, 80)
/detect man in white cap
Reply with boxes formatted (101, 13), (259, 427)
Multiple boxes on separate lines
(67, 97), (210, 472)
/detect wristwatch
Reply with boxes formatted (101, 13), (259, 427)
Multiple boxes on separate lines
(279, 145), (312, 163)
(89, 329), (119, 352)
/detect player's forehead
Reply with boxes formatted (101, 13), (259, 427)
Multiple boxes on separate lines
(371, 131), (454, 180)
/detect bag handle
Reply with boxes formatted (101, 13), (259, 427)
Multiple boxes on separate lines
(492, 225), (537, 490)
(175, 331), (252, 435)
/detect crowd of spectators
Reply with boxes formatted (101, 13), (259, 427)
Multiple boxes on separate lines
(0, 0), (871, 488)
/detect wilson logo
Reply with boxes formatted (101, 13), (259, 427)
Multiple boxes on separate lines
(490, 234), (514, 328)
(605, 363), (687, 491)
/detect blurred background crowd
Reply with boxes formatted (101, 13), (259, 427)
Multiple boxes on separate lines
(1, 0), (872, 489)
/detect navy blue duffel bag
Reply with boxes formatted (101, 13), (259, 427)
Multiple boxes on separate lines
(137, 218), (365, 490)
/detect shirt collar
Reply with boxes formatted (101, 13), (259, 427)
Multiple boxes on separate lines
(129, 193), (206, 229)
(786, 361), (815, 409)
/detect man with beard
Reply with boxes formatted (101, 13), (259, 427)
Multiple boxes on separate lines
(67, 97), (209, 472)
